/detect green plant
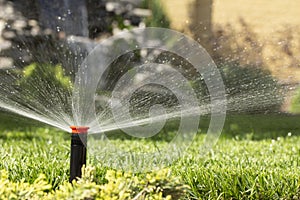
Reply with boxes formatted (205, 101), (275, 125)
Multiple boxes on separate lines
(0, 170), (52, 200)
(187, 61), (284, 113)
(219, 62), (284, 113)
(14, 63), (73, 115)
(142, 0), (170, 28)
(0, 166), (188, 200)
(18, 63), (72, 93)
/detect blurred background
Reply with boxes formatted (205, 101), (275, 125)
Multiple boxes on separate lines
(0, 0), (299, 115)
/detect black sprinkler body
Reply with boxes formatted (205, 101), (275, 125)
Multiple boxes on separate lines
(69, 126), (89, 182)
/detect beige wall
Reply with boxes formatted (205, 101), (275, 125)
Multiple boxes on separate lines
(212, 0), (300, 36)
(161, 0), (300, 83)
(162, 0), (300, 36)
(160, 0), (193, 31)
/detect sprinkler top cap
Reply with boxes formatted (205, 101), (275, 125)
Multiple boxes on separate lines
(70, 126), (89, 134)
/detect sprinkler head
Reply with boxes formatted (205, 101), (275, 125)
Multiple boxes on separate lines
(70, 126), (89, 134)
(69, 126), (89, 182)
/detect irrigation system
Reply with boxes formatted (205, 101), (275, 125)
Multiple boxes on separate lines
(69, 126), (89, 182)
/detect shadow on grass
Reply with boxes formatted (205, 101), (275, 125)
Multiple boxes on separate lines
(104, 113), (300, 141)
(0, 110), (69, 141)
(0, 110), (43, 131)
(1, 109), (300, 141)
(220, 113), (300, 140)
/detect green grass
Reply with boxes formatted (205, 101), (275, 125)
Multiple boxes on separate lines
(174, 136), (300, 199)
(0, 111), (300, 199)
(0, 113), (70, 188)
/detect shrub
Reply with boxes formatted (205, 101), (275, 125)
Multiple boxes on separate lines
(14, 63), (73, 115)
(18, 63), (72, 93)
(219, 62), (284, 113)
(0, 167), (188, 200)
(155, 49), (283, 113)
(142, 0), (170, 28)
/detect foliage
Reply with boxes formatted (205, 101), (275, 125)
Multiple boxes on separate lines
(268, 26), (300, 70)
(0, 170), (51, 200)
(142, 0), (170, 28)
(97, 168), (187, 200)
(0, 166), (187, 200)
(18, 63), (72, 94)
(219, 63), (284, 113)
(290, 86), (300, 114)
(211, 20), (300, 84)
(211, 20), (285, 112)
(189, 61), (283, 113)
(13, 63), (73, 114)
(149, 46), (283, 113)
(212, 19), (264, 67)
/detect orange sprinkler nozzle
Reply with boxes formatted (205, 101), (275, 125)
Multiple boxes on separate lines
(70, 126), (89, 134)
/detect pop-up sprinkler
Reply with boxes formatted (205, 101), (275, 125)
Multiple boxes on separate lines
(69, 126), (89, 182)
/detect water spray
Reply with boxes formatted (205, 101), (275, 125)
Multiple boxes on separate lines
(69, 126), (89, 182)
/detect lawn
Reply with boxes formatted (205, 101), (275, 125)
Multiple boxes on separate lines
(1, 111), (300, 199)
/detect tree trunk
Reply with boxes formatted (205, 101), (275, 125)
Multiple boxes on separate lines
(189, 0), (213, 52)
